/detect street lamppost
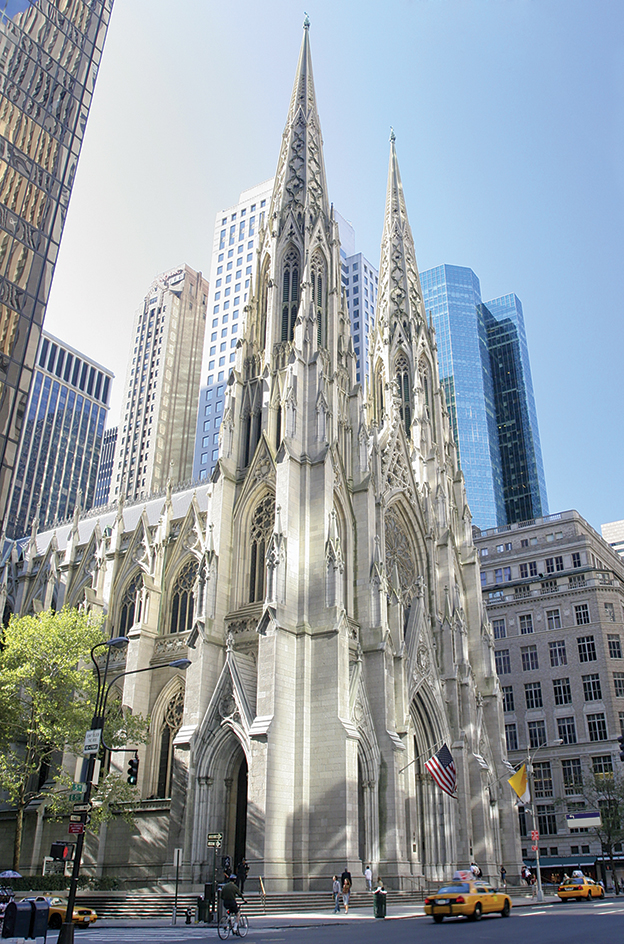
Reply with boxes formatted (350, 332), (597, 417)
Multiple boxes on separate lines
(57, 641), (191, 944)
(526, 737), (563, 903)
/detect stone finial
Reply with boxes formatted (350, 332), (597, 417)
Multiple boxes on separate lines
(390, 127), (396, 143)
(303, 11), (310, 28)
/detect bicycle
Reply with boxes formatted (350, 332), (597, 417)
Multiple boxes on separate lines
(217, 907), (248, 938)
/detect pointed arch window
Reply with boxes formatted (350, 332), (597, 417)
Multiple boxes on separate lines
(156, 687), (184, 798)
(169, 558), (198, 634)
(395, 353), (412, 433)
(119, 572), (142, 636)
(248, 493), (275, 604)
(311, 252), (326, 347)
(281, 247), (300, 342)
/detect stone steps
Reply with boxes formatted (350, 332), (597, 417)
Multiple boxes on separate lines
(75, 889), (425, 919)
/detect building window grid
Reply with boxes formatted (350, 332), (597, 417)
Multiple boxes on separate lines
(577, 636), (597, 663)
(587, 713), (608, 741)
(524, 681), (543, 709)
(495, 649), (511, 675)
(528, 719), (546, 749)
(533, 761), (553, 798)
(614, 673), (624, 698)
(582, 673), (602, 702)
(608, 635), (622, 659)
(521, 645), (539, 671)
(575, 603), (591, 625)
(553, 677), (572, 705)
(546, 608), (561, 630)
(502, 685), (515, 713)
(549, 640), (567, 667)
(562, 758), (583, 795)
(557, 716), (577, 744)
(519, 613), (534, 635)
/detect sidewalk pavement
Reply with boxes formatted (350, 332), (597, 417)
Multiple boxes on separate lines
(91, 894), (568, 930)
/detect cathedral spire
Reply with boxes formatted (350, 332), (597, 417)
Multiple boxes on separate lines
(377, 131), (426, 341)
(268, 18), (330, 235)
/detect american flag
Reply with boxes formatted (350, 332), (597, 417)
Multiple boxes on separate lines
(425, 743), (457, 797)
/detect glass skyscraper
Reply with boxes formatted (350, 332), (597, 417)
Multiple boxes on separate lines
(6, 329), (112, 538)
(420, 264), (547, 529)
(480, 293), (548, 525)
(0, 0), (114, 528)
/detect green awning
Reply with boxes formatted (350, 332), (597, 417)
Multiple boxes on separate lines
(523, 855), (596, 868)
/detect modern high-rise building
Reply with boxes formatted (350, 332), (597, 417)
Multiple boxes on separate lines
(481, 293), (548, 526)
(420, 264), (548, 529)
(5, 329), (112, 538)
(336, 211), (378, 390)
(192, 179), (273, 482)
(601, 520), (624, 561)
(93, 424), (117, 507)
(113, 264), (208, 503)
(0, 0), (115, 530)
(475, 511), (624, 881)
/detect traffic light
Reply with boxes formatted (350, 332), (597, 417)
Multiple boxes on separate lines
(50, 842), (74, 861)
(618, 734), (624, 762)
(127, 754), (139, 785)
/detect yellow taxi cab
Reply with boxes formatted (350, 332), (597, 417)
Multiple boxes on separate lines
(557, 875), (605, 901)
(25, 896), (98, 929)
(424, 872), (512, 922)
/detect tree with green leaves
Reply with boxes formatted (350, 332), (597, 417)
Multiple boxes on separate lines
(0, 607), (147, 871)
(580, 768), (624, 894)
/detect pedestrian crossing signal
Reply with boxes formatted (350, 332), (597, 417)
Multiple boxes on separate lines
(127, 754), (139, 785)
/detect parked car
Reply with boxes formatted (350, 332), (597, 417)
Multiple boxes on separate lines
(22, 897), (97, 929)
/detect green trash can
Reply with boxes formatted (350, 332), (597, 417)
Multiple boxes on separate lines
(373, 888), (387, 918)
(197, 898), (210, 922)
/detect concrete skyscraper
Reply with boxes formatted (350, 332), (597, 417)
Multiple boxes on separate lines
(193, 180), (273, 482)
(420, 264), (547, 529)
(5, 329), (112, 538)
(0, 0), (115, 529)
(113, 265), (208, 503)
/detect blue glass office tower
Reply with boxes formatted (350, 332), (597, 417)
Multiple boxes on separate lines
(420, 265), (547, 529)
(481, 293), (548, 524)
(420, 264), (504, 529)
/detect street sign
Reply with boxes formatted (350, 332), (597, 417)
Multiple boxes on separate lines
(566, 811), (602, 828)
(530, 829), (539, 841)
(83, 728), (102, 755)
(531, 844), (538, 851)
(68, 823), (85, 835)
(206, 839), (221, 848)
(72, 803), (91, 813)
(206, 832), (223, 841)
(69, 815), (82, 823)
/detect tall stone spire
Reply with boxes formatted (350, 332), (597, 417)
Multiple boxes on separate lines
(377, 131), (426, 344)
(268, 16), (330, 237)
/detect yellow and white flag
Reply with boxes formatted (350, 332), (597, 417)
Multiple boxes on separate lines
(508, 763), (530, 803)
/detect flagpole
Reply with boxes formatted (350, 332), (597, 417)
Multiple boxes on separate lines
(398, 738), (447, 775)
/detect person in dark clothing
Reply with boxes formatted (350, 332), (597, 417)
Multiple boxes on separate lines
(340, 867), (352, 887)
(236, 858), (250, 894)
(221, 876), (247, 933)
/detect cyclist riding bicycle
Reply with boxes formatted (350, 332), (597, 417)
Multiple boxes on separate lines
(221, 875), (247, 934)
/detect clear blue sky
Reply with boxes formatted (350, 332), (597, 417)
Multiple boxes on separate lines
(43, 0), (624, 533)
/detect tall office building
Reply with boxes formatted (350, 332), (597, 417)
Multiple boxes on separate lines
(601, 520), (624, 561)
(0, 0), (115, 529)
(420, 264), (547, 529)
(92, 423), (116, 506)
(336, 211), (378, 390)
(5, 329), (112, 538)
(481, 293), (547, 526)
(193, 180), (273, 481)
(113, 264), (208, 502)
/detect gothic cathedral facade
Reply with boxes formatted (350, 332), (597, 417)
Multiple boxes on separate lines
(0, 24), (520, 888)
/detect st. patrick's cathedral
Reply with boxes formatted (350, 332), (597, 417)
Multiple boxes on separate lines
(0, 24), (520, 889)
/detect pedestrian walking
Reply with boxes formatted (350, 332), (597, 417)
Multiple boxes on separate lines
(332, 875), (341, 913)
(364, 865), (372, 891)
(341, 873), (352, 913)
